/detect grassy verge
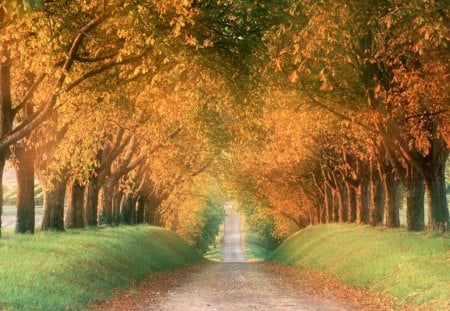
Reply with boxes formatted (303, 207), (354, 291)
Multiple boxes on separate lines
(0, 226), (203, 310)
(204, 224), (224, 261)
(243, 231), (269, 261)
(241, 215), (273, 261)
(269, 224), (450, 310)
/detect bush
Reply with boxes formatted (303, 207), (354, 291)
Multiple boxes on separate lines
(190, 199), (226, 253)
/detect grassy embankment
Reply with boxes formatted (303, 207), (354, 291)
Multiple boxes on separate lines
(204, 224), (224, 261)
(0, 226), (203, 310)
(243, 231), (270, 261)
(269, 224), (450, 310)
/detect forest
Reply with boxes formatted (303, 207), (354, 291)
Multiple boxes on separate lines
(0, 0), (449, 249)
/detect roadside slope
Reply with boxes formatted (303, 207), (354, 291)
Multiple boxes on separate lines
(269, 224), (450, 310)
(0, 226), (203, 310)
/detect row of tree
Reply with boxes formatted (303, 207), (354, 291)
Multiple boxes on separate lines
(228, 0), (449, 239)
(1, 0), (448, 246)
(1, 0), (270, 242)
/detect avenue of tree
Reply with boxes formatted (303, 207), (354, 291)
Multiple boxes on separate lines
(0, 0), (448, 246)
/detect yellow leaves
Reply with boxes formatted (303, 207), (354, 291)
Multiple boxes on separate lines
(184, 34), (197, 46)
(202, 39), (213, 48)
(170, 15), (187, 37)
(288, 71), (298, 83)
(137, 4), (145, 14)
(276, 24), (286, 37)
(145, 36), (155, 46)
(274, 58), (282, 72)
(415, 16), (425, 26)
(319, 81), (334, 91)
(374, 84), (382, 98)
(345, 55), (353, 64)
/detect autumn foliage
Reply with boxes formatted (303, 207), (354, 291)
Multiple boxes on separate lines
(0, 0), (448, 245)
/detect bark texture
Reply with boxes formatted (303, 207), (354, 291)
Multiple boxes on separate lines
(41, 178), (67, 231)
(15, 144), (35, 233)
(66, 180), (85, 228)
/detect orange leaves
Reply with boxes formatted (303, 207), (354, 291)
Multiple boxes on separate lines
(184, 34), (197, 46)
(274, 58), (283, 72)
(319, 81), (334, 91)
(288, 71), (298, 83)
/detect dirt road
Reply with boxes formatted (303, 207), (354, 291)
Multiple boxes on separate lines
(148, 262), (351, 310)
(94, 212), (409, 311)
(95, 212), (352, 311)
(222, 211), (245, 262)
(147, 212), (349, 310)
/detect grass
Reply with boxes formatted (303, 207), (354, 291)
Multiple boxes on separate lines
(241, 215), (271, 261)
(204, 244), (224, 261)
(0, 226), (203, 310)
(243, 231), (269, 261)
(269, 224), (450, 310)
(204, 224), (224, 261)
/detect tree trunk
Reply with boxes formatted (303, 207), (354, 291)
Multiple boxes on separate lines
(131, 193), (137, 225)
(369, 162), (384, 226)
(99, 178), (114, 225)
(335, 178), (348, 223)
(346, 183), (356, 223)
(324, 185), (333, 223)
(144, 198), (155, 225)
(357, 176), (370, 224)
(332, 191), (339, 222)
(85, 176), (99, 226)
(136, 194), (145, 224)
(122, 192), (135, 225)
(0, 47), (13, 236)
(406, 167), (425, 231)
(112, 187), (123, 225)
(383, 172), (400, 228)
(66, 180), (85, 229)
(424, 160), (449, 232)
(319, 201), (326, 224)
(15, 144), (35, 234)
(144, 196), (161, 225)
(314, 204), (320, 224)
(0, 156), (6, 236)
(41, 178), (67, 231)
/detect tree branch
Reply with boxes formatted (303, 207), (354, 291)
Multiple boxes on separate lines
(0, 14), (106, 151)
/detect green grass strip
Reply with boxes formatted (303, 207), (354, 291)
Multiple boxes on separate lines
(243, 231), (270, 261)
(0, 226), (203, 310)
(269, 224), (450, 309)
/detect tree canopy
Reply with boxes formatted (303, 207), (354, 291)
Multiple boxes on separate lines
(0, 0), (448, 244)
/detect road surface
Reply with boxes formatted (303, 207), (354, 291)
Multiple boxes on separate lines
(95, 211), (370, 311)
(222, 211), (245, 262)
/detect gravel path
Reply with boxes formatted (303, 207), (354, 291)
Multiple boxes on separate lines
(93, 212), (417, 311)
(222, 211), (245, 262)
(148, 262), (350, 311)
